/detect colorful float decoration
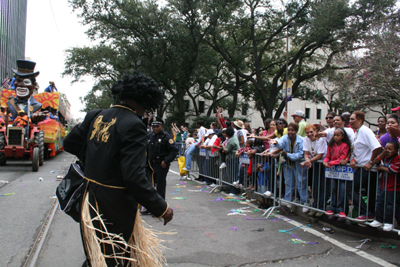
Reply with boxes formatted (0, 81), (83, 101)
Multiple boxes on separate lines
(1, 89), (71, 158)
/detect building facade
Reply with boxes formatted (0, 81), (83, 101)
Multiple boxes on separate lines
(0, 0), (27, 80)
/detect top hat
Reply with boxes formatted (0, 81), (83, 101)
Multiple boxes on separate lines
(12, 60), (40, 77)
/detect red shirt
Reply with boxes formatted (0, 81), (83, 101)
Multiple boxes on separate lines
(380, 154), (400, 192)
(324, 142), (350, 167)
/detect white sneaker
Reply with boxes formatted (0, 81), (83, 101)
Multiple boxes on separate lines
(219, 162), (226, 169)
(263, 191), (272, 197)
(369, 220), (383, 228)
(182, 167), (189, 171)
(383, 223), (393, 231)
(210, 183), (216, 187)
(283, 202), (292, 208)
(202, 181), (207, 185)
(228, 193), (236, 196)
(232, 180), (239, 185)
(302, 207), (309, 213)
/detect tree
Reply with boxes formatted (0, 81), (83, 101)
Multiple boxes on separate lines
(66, 0), (240, 125)
(329, 14), (400, 112)
(206, 0), (398, 121)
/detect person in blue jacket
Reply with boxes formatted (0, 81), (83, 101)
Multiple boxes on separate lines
(44, 81), (58, 92)
(270, 122), (309, 212)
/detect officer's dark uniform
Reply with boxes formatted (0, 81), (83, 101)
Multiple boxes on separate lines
(148, 117), (178, 199)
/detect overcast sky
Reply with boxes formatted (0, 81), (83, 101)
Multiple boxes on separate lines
(25, 0), (94, 120)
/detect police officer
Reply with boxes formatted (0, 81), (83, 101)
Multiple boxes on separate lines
(148, 116), (178, 200)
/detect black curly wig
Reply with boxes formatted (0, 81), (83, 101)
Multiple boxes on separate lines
(111, 71), (164, 112)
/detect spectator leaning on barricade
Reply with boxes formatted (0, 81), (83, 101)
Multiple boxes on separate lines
(349, 111), (381, 222)
(261, 119), (277, 150)
(376, 116), (387, 139)
(234, 139), (254, 188)
(270, 123), (309, 212)
(291, 110), (307, 137)
(200, 129), (219, 186)
(234, 120), (247, 148)
(323, 128), (352, 221)
(222, 127), (240, 184)
(380, 114), (399, 148)
(183, 120), (206, 171)
(370, 141), (400, 232)
(251, 118), (288, 141)
(300, 124), (327, 217)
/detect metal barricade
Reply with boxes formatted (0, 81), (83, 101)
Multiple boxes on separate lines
(182, 148), (399, 235)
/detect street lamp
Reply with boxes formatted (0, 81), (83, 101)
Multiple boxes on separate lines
(285, 22), (295, 112)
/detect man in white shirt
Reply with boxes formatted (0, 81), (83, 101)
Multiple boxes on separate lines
(183, 120), (206, 171)
(348, 111), (381, 222)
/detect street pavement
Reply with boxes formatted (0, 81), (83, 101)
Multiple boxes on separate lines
(1, 153), (400, 267)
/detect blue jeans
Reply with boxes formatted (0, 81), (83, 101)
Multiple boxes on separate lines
(184, 142), (198, 169)
(329, 179), (347, 213)
(375, 189), (400, 224)
(283, 163), (308, 204)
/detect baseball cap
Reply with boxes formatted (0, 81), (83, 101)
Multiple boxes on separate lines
(391, 106), (400, 111)
(291, 110), (305, 117)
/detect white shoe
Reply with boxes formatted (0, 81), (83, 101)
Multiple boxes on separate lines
(283, 202), (292, 208)
(182, 167), (189, 171)
(228, 193), (236, 196)
(302, 207), (309, 213)
(383, 223), (393, 232)
(219, 163), (226, 169)
(263, 191), (272, 197)
(202, 181), (207, 185)
(210, 183), (216, 187)
(369, 220), (383, 228)
(232, 180), (239, 185)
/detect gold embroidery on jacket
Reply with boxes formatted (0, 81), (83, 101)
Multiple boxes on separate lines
(90, 116), (117, 142)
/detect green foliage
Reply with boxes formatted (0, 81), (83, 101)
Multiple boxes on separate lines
(65, 0), (399, 120)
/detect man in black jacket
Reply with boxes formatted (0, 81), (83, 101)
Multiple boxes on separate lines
(65, 72), (173, 267)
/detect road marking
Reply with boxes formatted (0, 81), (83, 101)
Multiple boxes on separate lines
(169, 170), (180, 176)
(279, 215), (396, 267)
(168, 170), (397, 267)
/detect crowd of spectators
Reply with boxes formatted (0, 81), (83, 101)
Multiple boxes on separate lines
(170, 106), (400, 233)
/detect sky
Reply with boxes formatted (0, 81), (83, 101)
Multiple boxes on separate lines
(25, 0), (94, 120)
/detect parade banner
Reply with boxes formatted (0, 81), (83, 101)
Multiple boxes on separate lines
(282, 80), (292, 101)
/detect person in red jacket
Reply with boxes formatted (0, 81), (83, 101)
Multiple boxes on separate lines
(323, 128), (352, 221)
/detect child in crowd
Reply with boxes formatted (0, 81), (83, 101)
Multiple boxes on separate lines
(370, 141), (400, 231)
(235, 139), (254, 188)
(323, 128), (351, 221)
(217, 129), (229, 169)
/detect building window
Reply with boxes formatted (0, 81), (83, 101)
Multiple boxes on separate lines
(317, 109), (321, 120)
(199, 101), (205, 113)
(242, 104), (248, 116)
(185, 100), (190, 112)
(305, 108), (310, 119)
